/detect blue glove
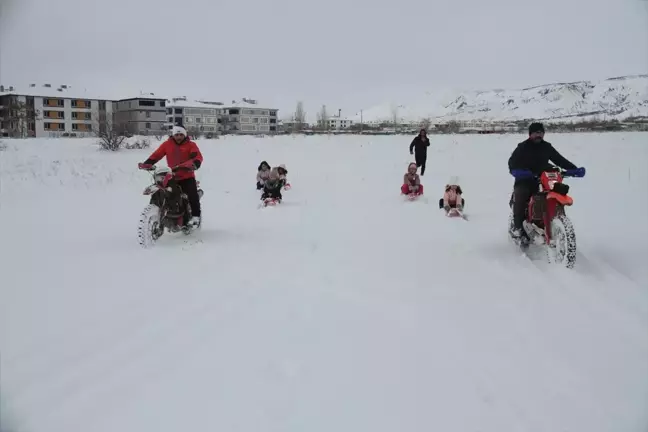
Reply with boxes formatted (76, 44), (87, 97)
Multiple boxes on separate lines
(565, 167), (586, 178)
(510, 169), (533, 179)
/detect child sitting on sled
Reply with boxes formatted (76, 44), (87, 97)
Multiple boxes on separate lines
(256, 161), (271, 190)
(401, 162), (424, 196)
(439, 178), (464, 211)
(276, 164), (290, 189)
(261, 169), (283, 202)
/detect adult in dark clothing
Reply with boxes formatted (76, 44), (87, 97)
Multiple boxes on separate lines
(507, 122), (582, 238)
(409, 129), (430, 175)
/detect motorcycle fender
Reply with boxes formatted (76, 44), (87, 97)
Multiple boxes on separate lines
(143, 184), (160, 195)
(547, 191), (573, 206)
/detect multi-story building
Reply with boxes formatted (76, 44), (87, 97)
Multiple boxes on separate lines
(165, 97), (223, 136)
(165, 97), (280, 135)
(113, 95), (167, 135)
(0, 84), (166, 138)
(327, 115), (354, 131)
(222, 98), (278, 134)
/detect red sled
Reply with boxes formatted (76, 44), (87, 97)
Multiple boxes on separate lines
(263, 197), (280, 206)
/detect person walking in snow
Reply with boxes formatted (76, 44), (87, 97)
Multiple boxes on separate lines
(409, 129), (430, 175)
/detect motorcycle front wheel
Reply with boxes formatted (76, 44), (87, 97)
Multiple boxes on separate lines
(548, 213), (577, 268)
(138, 204), (163, 248)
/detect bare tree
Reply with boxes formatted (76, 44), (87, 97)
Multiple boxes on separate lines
(316, 104), (329, 131)
(420, 117), (432, 131)
(92, 115), (126, 151)
(391, 103), (399, 130)
(187, 126), (202, 140)
(4, 100), (40, 138)
(294, 101), (306, 132)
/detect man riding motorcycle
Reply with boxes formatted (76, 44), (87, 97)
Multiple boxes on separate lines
(138, 125), (204, 227)
(508, 122), (585, 239)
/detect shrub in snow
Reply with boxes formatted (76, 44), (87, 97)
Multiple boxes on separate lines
(0, 140), (5, 151)
(97, 133), (126, 151)
(124, 138), (151, 149)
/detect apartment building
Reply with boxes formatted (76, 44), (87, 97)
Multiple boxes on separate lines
(166, 97), (280, 135)
(165, 97), (223, 135)
(114, 96), (167, 135)
(222, 98), (278, 134)
(0, 84), (166, 138)
(0, 84), (115, 137)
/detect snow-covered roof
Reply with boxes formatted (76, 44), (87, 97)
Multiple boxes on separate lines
(166, 97), (278, 111)
(166, 98), (225, 109)
(0, 84), (165, 102)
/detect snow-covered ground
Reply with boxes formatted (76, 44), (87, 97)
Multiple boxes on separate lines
(1, 133), (647, 432)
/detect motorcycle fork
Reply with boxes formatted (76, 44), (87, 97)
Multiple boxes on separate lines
(543, 199), (560, 244)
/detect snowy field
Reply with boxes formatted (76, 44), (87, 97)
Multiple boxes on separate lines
(1, 132), (647, 432)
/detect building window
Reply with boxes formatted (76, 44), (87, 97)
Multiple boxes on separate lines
(160, 101), (166, 107)
(146, 111), (151, 118)
(252, 117), (259, 124)
(72, 123), (91, 131)
(185, 116), (193, 123)
(270, 111), (277, 116)
(195, 117), (201, 123)
(145, 122), (151, 129)
(44, 111), (64, 119)
(44, 122), (64, 130)
(43, 98), (64, 107)
(260, 118), (268, 124)
(139, 100), (155, 107)
(240, 116), (250, 123)
(166, 108), (172, 115)
(71, 100), (91, 108)
(174, 108), (183, 114)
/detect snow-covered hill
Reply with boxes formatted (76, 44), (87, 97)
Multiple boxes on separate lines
(354, 75), (648, 124)
(1, 133), (648, 432)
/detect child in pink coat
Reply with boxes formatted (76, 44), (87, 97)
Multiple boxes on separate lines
(439, 178), (464, 211)
(401, 163), (424, 195)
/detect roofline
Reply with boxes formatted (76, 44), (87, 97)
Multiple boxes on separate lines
(117, 97), (166, 102)
(0, 91), (165, 102)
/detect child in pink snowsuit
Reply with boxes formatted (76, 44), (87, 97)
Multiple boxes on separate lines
(439, 184), (464, 210)
(401, 163), (424, 195)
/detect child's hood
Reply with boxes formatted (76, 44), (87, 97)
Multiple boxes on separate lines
(258, 161), (271, 171)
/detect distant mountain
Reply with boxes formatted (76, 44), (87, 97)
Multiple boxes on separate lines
(353, 75), (648, 124)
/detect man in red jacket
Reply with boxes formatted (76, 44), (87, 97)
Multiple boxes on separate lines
(138, 125), (204, 227)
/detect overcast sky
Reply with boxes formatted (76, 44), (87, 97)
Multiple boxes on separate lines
(1, 0), (647, 118)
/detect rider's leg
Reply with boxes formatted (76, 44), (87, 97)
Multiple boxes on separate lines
(512, 183), (533, 232)
(177, 178), (201, 224)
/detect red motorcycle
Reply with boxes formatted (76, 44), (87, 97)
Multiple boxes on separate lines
(508, 167), (583, 268)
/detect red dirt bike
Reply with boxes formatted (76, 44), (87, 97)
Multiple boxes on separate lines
(137, 164), (204, 248)
(508, 166), (583, 269)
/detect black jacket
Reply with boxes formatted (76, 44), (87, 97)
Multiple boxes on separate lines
(508, 139), (577, 184)
(409, 136), (430, 155)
